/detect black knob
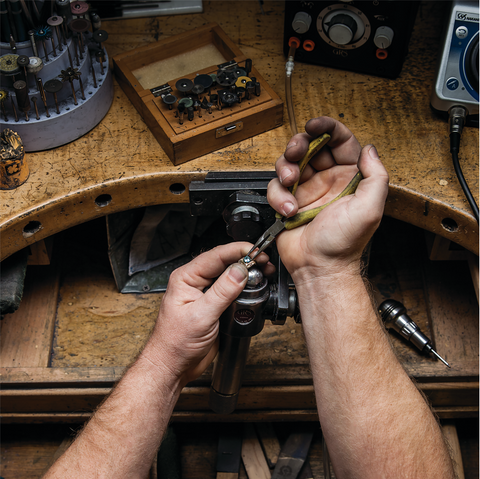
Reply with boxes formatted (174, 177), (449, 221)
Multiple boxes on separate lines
(327, 13), (357, 45)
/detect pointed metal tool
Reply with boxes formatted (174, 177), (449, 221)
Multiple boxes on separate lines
(379, 299), (450, 367)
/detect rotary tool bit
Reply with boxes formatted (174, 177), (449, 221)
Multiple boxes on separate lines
(44, 79), (63, 114)
(177, 103), (185, 125)
(36, 77), (50, 117)
(28, 30), (39, 57)
(9, 34), (17, 53)
(26, 56), (44, 84)
(33, 26), (52, 62)
(47, 15), (64, 52)
(16, 55), (29, 91)
(32, 96), (40, 120)
(378, 299), (450, 367)
(13, 80), (30, 121)
(0, 89), (8, 121)
(10, 95), (18, 122)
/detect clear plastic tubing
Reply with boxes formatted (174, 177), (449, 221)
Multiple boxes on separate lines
(285, 43), (298, 136)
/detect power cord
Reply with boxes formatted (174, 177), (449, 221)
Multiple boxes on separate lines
(449, 106), (479, 222)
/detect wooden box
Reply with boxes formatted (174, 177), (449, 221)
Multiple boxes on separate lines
(112, 23), (284, 165)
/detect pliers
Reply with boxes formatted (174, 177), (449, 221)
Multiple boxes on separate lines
(240, 133), (363, 268)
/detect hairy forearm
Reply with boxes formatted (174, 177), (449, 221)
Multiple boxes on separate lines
(43, 349), (182, 479)
(295, 271), (454, 479)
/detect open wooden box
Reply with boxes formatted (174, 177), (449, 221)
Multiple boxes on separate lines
(113, 23), (284, 165)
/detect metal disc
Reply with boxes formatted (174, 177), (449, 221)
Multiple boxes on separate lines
(178, 97), (193, 108)
(93, 29), (109, 43)
(69, 18), (91, 33)
(13, 80), (26, 88)
(235, 76), (252, 88)
(191, 84), (204, 95)
(219, 89), (238, 106)
(162, 94), (177, 106)
(71, 1), (89, 15)
(194, 73), (213, 89)
(44, 79), (63, 93)
(233, 67), (247, 77)
(17, 55), (30, 67)
(0, 54), (20, 74)
(175, 78), (193, 93)
(216, 69), (238, 87)
(0, 89), (8, 102)
(47, 15), (63, 26)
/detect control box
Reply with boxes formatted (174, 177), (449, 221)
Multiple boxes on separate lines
(431, 1), (479, 118)
(283, 1), (419, 79)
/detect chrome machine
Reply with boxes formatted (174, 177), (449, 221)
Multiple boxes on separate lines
(431, 0), (479, 120)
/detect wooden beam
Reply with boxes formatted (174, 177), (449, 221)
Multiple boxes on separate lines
(0, 259), (61, 368)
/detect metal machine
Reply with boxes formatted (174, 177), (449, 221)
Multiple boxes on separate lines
(189, 171), (301, 414)
(283, 0), (419, 79)
(430, 0), (479, 119)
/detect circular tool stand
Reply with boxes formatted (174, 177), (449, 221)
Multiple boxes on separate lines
(0, 14), (113, 152)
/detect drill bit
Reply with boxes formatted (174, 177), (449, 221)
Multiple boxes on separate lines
(378, 299), (450, 367)
(32, 96), (40, 120)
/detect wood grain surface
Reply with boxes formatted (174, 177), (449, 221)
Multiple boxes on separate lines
(0, 1), (478, 261)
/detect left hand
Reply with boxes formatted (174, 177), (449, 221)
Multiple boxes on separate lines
(267, 117), (389, 282)
(141, 242), (273, 387)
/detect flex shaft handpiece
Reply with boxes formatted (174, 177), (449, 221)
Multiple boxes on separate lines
(378, 299), (450, 367)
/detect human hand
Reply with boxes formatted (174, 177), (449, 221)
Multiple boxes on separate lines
(140, 242), (273, 388)
(267, 117), (389, 283)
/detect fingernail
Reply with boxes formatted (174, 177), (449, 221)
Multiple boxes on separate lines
(282, 202), (295, 216)
(285, 141), (297, 151)
(228, 263), (248, 284)
(279, 168), (293, 184)
(369, 146), (379, 160)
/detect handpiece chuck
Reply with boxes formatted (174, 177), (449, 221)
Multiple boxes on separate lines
(378, 299), (450, 368)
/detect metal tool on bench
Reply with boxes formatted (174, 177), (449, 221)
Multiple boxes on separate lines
(378, 299), (450, 367)
(208, 134), (364, 414)
(209, 253), (298, 414)
(240, 133), (363, 269)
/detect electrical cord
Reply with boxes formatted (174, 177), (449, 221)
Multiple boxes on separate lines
(449, 106), (479, 222)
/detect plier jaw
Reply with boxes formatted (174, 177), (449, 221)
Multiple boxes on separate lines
(242, 218), (286, 267)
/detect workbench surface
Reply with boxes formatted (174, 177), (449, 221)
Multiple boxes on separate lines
(0, 1), (478, 261)
(0, 0), (478, 428)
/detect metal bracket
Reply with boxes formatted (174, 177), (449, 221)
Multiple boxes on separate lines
(150, 83), (172, 98)
(189, 171), (276, 216)
(216, 121), (243, 138)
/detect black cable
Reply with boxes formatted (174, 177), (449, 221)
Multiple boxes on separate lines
(449, 107), (479, 222)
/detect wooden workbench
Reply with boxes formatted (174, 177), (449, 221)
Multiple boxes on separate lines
(0, 1), (478, 260)
(0, 0), (478, 431)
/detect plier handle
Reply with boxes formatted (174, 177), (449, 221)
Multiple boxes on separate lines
(240, 133), (363, 268)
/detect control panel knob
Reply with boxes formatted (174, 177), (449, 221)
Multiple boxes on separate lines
(292, 11), (312, 34)
(374, 26), (394, 49)
(327, 13), (357, 45)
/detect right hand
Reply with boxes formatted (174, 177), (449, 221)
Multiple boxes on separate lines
(267, 117), (389, 284)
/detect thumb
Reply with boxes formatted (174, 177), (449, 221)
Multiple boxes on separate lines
(356, 145), (389, 205)
(200, 262), (248, 318)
